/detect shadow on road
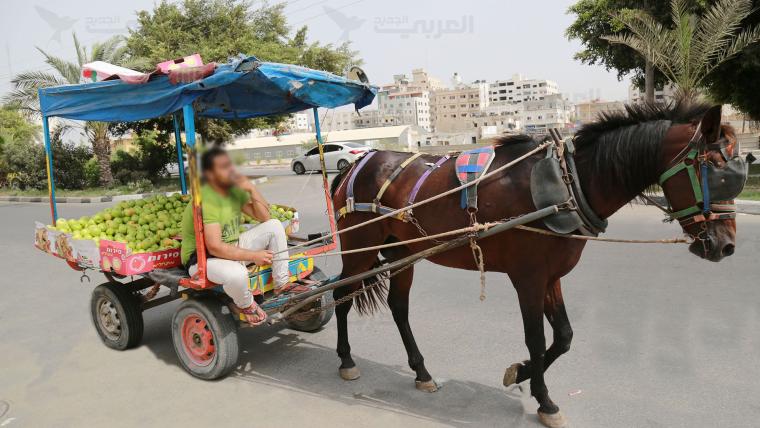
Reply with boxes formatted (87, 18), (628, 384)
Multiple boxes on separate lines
(140, 308), (533, 427)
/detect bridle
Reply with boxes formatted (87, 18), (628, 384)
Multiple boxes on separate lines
(651, 123), (747, 242)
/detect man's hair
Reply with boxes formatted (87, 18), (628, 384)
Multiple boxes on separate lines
(201, 146), (228, 172)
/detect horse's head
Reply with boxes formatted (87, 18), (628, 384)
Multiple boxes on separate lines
(659, 105), (748, 262)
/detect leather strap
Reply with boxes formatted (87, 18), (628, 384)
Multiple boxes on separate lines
(376, 153), (422, 202)
(564, 140), (608, 235)
(408, 155), (450, 205)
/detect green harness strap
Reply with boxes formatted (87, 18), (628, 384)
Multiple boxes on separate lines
(658, 149), (704, 220)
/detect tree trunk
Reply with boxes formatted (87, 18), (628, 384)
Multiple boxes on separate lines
(92, 136), (114, 187)
(645, 59), (655, 104)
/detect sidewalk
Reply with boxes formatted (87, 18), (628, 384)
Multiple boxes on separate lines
(0, 177), (268, 204)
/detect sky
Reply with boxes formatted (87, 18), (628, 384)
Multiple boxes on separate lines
(0, 0), (631, 102)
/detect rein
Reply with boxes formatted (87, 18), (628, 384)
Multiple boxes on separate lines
(647, 124), (740, 230)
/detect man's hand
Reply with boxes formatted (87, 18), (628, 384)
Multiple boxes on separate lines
(234, 173), (255, 192)
(249, 250), (273, 266)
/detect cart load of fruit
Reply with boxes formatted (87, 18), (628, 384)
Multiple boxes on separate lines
(34, 194), (300, 274)
(52, 193), (189, 252)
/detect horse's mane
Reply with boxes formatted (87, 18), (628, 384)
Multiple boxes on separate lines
(574, 101), (712, 196)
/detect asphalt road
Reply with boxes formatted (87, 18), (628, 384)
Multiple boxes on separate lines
(2, 173), (759, 428)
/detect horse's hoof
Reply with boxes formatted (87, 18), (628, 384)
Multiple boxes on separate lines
(339, 366), (361, 381)
(503, 362), (522, 387)
(537, 410), (567, 428)
(415, 379), (439, 393)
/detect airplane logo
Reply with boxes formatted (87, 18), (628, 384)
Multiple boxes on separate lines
(35, 5), (78, 43)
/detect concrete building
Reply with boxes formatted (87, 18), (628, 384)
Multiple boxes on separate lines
(629, 83), (678, 104)
(307, 109), (358, 132)
(575, 100), (626, 124)
(376, 90), (432, 131)
(287, 112), (309, 132)
(489, 74), (559, 105)
(519, 94), (575, 135)
(430, 78), (489, 132)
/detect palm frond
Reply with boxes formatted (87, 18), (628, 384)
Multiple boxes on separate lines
(35, 47), (80, 84)
(700, 23), (760, 84)
(694, 0), (752, 70)
(9, 70), (67, 90)
(73, 33), (86, 67)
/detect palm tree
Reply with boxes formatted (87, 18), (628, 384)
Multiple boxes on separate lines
(604, 0), (760, 101)
(4, 33), (135, 186)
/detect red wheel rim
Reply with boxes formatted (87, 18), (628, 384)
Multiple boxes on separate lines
(181, 314), (216, 366)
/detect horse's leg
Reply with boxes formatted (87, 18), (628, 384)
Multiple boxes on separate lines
(511, 275), (566, 428)
(334, 248), (382, 381)
(505, 279), (573, 385)
(386, 263), (437, 392)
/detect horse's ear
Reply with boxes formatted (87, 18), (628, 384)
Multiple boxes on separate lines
(699, 105), (723, 143)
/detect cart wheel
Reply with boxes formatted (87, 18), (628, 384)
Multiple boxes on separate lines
(90, 282), (144, 350)
(171, 297), (239, 380)
(337, 159), (350, 171)
(285, 268), (334, 332)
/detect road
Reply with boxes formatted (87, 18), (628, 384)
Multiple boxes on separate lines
(1, 173), (759, 428)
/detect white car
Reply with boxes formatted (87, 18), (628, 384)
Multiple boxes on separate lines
(291, 142), (370, 174)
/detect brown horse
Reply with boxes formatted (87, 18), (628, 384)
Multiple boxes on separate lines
(328, 103), (739, 428)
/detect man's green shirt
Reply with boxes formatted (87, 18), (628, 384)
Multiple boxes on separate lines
(181, 184), (250, 265)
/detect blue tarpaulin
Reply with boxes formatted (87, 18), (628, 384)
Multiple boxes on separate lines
(38, 56), (376, 121)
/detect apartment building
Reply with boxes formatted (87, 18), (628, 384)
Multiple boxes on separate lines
(430, 78), (489, 132)
(489, 74), (559, 105)
(575, 100), (626, 124)
(519, 94), (575, 134)
(629, 83), (677, 104)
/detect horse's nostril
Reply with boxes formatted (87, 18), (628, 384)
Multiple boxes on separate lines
(722, 244), (735, 257)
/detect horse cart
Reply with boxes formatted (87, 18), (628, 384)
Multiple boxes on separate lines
(33, 56), (380, 379)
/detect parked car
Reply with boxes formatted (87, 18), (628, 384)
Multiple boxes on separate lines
(291, 142), (370, 174)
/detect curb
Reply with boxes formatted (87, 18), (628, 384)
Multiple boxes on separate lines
(0, 176), (268, 204)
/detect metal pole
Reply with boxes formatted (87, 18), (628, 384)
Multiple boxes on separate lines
(312, 107), (337, 249)
(270, 205), (560, 323)
(183, 104), (208, 286)
(42, 116), (58, 224)
(172, 112), (187, 194)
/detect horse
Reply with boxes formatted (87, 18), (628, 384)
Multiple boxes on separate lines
(327, 102), (741, 428)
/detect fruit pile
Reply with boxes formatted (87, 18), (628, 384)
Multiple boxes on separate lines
(51, 194), (190, 253)
(48, 194), (298, 253)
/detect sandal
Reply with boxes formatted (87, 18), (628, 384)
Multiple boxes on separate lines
(231, 302), (267, 326)
(274, 282), (312, 296)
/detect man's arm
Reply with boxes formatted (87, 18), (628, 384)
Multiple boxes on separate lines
(203, 223), (272, 265)
(236, 176), (271, 221)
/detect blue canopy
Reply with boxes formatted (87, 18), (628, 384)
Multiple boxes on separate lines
(38, 56), (376, 122)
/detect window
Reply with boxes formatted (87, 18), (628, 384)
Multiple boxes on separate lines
(264, 151), (272, 158)
(323, 144), (341, 153)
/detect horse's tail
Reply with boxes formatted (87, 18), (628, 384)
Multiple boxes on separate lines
(352, 256), (389, 316)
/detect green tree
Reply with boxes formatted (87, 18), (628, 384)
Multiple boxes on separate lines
(602, 0), (760, 100)
(0, 105), (40, 147)
(567, 0), (674, 102)
(117, 0), (361, 143)
(3, 34), (135, 186)
(707, 1), (760, 119)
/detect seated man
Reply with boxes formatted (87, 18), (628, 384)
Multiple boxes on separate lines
(180, 147), (306, 325)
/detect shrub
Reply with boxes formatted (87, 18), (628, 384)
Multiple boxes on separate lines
(83, 157), (101, 188)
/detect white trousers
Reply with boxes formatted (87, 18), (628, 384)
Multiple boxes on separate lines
(189, 219), (289, 308)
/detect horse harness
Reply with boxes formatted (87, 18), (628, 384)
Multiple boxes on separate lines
(336, 151), (451, 222)
(654, 123), (747, 229)
(335, 125), (747, 241)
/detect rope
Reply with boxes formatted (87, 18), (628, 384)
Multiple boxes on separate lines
(469, 238), (487, 301)
(272, 221), (498, 262)
(275, 141), (553, 256)
(514, 225), (691, 244)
